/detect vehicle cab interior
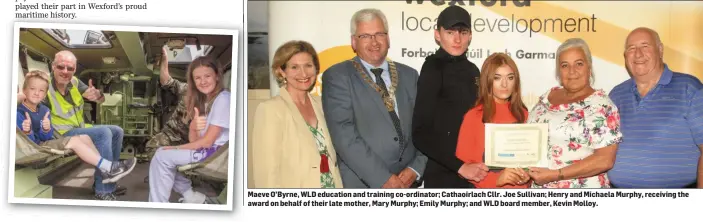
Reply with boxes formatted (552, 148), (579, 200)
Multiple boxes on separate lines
(15, 28), (234, 203)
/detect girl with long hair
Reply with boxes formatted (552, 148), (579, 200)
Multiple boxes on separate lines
(148, 56), (231, 203)
(455, 53), (531, 188)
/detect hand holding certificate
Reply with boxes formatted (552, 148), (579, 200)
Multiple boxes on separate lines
(484, 123), (548, 170)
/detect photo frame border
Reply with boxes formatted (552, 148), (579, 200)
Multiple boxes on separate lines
(8, 21), (239, 211)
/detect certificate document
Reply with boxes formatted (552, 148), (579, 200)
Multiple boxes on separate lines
(484, 123), (548, 169)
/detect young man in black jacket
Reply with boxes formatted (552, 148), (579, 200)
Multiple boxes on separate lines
(412, 5), (487, 188)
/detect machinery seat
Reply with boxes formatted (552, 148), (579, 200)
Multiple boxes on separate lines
(15, 128), (75, 169)
(177, 142), (229, 183)
(177, 142), (229, 204)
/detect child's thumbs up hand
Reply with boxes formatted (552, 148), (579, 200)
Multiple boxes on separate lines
(22, 112), (32, 133)
(42, 112), (51, 131)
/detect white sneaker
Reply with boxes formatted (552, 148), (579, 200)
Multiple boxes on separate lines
(180, 191), (206, 204)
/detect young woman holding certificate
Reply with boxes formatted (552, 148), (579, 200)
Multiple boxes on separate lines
(455, 53), (531, 188)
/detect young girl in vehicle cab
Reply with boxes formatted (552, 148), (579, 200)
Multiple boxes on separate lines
(16, 70), (137, 187)
(148, 56), (230, 203)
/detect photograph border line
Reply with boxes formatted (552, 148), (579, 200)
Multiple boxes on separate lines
(8, 21), (239, 211)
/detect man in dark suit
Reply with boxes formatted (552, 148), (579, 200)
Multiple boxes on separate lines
(322, 8), (427, 188)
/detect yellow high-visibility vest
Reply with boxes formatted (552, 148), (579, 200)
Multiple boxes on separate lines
(47, 76), (93, 134)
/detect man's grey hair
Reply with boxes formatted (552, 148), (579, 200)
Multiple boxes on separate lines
(53, 50), (77, 65)
(350, 8), (389, 36)
(555, 38), (595, 85)
(623, 27), (664, 64)
(624, 27), (663, 51)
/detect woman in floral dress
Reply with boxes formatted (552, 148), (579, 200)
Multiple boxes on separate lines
(527, 38), (623, 188)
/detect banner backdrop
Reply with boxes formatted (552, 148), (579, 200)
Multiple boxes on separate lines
(268, 1), (702, 109)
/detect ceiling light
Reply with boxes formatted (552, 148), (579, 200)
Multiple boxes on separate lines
(167, 39), (186, 49)
(102, 57), (118, 64)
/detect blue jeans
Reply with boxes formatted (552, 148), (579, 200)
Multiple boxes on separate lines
(64, 125), (124, 194)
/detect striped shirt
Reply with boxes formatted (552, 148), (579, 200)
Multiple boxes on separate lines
(608, 64), (703, 188)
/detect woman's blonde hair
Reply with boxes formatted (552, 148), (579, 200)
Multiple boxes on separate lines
(184, 56), (225, 121)
(271, 40), (320, 88)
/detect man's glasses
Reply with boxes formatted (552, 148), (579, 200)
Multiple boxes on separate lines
(54, 64), (76, 72)
(356, 32), (388, 41)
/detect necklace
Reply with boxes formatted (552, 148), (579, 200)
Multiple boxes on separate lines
(351, 59), (399, 112)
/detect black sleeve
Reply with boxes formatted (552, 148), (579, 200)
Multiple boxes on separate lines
(412, 60), (464, 173)
(471, 63), (481, 88)
(76, 78), (89, 94)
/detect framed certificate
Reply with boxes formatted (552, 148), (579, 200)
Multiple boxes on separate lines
(484, 123), (548, 169)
